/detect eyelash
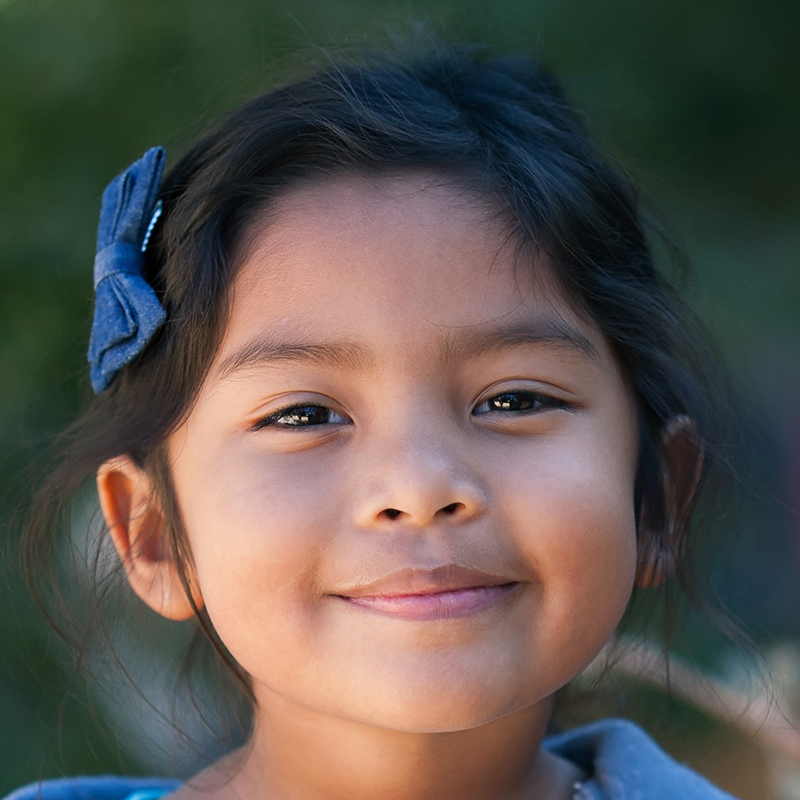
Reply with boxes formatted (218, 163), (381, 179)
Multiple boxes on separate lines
(473, 391), (569, 416)
(251, 404), (348, 431)
(250, 390), (569, 431)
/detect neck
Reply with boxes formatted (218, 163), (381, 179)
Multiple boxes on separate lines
(191, 690), (581, 800)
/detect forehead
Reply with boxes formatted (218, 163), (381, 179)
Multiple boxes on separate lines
(222, 172), (607, 369)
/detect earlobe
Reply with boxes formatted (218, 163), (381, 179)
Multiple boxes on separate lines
(97, 456), (202, 620)
(635, 415), (704, 589)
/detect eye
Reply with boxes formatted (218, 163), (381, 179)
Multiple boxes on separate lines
(251, 403), (349, 431)
(472, 390), (569, 417)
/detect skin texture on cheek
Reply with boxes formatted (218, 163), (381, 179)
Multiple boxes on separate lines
(163, 172), (640, 799)
(496, 394), (638, 674)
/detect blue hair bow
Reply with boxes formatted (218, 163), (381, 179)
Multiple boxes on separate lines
(87, 147), (167, 393)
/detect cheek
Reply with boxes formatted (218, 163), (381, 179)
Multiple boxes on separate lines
(171, 438), (343, 666)
(502, 431), (638, 666)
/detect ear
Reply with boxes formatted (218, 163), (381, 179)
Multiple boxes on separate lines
(97, 456), (203, 620)
(635, 415), (704, 588)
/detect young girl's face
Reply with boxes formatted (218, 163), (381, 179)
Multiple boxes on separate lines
(165, 172), (640, 733)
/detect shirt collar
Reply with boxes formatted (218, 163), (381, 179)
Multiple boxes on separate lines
(544, 718), (739, 799)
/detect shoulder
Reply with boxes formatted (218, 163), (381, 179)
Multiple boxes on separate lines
(544, 718), (740, 799)
(2, 777), (181, 800)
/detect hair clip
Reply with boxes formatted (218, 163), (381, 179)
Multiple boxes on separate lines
(87, 147), (168, 393)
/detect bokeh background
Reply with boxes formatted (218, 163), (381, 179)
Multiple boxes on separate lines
(1, 0), (798, 798)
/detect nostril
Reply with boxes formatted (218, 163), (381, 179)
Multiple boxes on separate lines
(381, 503), (463, 521)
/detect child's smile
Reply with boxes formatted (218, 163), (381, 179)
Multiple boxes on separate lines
(150, 170), (640, 797)
(334, 564), (520, 621)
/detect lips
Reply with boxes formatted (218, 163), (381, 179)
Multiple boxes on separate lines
(333, 564), (520, 621)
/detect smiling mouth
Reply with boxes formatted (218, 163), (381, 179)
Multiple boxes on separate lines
(333, 564), (521, 621)
(339, 584), (520, 620)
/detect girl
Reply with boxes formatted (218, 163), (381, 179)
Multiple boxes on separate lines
(14, 43), (739, 800)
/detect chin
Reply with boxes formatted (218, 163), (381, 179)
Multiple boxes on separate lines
(335, 665), (535, 733)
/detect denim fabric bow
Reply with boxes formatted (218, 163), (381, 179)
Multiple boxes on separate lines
(87, 147), (167, 393)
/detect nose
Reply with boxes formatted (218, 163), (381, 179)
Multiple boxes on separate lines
(352, 422), (488, 529)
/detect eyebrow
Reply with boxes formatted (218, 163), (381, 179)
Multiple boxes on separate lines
(442, 319), (598, 365)
(215, 318), (598, 381)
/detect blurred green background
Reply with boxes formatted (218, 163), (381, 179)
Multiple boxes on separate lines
(1, 0), (798, 798)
